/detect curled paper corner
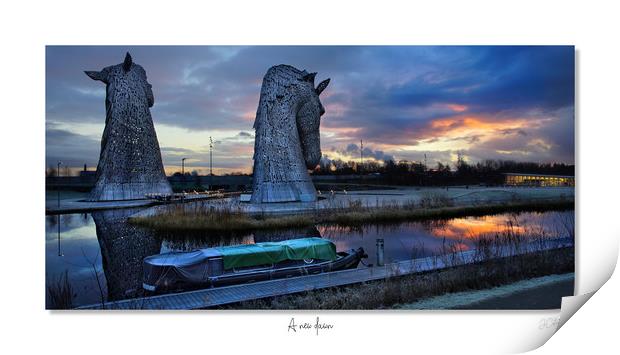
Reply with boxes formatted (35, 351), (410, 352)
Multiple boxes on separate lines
(519, 240), (619, 353)
(516, 293), (599, 353)
(557, 291), (595, 329)
(555, 246), (617, 331)
(540, 239), (619, 349)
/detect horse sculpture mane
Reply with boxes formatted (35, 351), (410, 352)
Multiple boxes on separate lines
(251, 64), (330, 203)
(85, 52), (172, 201)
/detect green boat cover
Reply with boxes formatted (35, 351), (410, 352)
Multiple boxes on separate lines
(214, 237), (337, 270)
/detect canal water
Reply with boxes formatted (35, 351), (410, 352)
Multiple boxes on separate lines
(45, 209), (574, 307)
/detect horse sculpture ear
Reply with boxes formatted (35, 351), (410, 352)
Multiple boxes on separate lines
(302, 72), (317, 86)
(316, 78), (330, 95)
(123, 52), (133, 72)
(84, 70), (106, 83)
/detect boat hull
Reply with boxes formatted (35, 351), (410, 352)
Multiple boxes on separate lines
(143, 247), (366, 293)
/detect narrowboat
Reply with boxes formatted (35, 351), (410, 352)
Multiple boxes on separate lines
(143, 237), (367, 292)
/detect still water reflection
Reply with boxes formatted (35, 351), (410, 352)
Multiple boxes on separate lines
(46, 209), (574, 307)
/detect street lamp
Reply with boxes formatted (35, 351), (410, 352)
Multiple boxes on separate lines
(360, 139), (363, 177)
(205, 137), (220, 190)
(209, 136), (213, 177)
(209, 137), (214, 190)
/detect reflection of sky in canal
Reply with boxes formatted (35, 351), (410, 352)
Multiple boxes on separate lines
(45, 210), (573, 307)
(45, 214), (108, 307)
(320, 211), (573, 265)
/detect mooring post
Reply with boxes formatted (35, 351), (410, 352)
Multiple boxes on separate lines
(376, 238), (384, 266)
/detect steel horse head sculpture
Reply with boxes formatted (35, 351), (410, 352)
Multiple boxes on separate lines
(251, 65), (330, 203)
(85, 52), (172, 201)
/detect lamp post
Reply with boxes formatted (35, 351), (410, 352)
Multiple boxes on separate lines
(206, 137), (220, 190)
(209, 136), (213, 177)
(209, 136), (214, 190)
(360, 139), (363, 178)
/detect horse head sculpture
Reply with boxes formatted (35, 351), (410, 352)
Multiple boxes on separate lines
(251, 65), (330, 203)
(85, 52), (171, 201)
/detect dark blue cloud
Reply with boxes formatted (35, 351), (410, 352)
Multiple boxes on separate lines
(367, 46), (574, 116)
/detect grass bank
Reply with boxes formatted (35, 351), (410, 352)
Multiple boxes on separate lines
(129, 197), (574, 233)
(216, 247), (574, 310)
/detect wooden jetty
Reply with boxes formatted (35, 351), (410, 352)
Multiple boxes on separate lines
(46, 191), (235, 215)
(77, 238), (572, 310)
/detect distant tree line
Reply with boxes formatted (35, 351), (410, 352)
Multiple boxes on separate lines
(312, 157), (574, 186)
(45, 165), (73, 177)
(47, 157), (574, 187)
(171, 170), (251, 177)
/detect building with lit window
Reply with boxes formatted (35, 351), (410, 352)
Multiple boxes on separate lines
(503, 173), (574, 187)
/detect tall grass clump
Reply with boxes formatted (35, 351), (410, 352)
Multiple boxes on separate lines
(46, 270), (75, 310)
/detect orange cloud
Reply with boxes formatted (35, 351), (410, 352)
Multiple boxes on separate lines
(446, 104), (468, 112)
(414, 115), (536, 153)
(430, 116), (531, 134)
(430, 118), (459, 129)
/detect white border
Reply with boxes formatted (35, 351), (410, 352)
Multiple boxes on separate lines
(0, 1), (618, 354)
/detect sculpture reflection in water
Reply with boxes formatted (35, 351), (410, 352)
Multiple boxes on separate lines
(91, 208), (162, 302)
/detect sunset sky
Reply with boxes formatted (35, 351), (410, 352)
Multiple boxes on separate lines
(46, 46), (575, 175)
